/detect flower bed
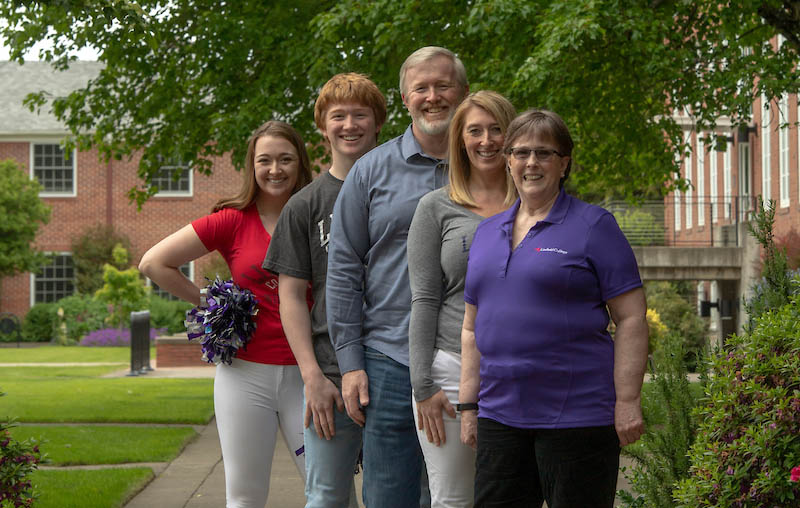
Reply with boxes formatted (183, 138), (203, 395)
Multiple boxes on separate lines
(79, 327), (166, 347)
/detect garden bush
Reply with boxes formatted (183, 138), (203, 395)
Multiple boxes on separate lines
(79, 327), (166, 347)
(673, 289), (800, 507)
(20, 303), (58, 342)
(614, 208), (664, 246)
(94, 244), (149, 328)
(55, 294), (109, 344)
(674, 199), (800, 507)
(0, 389), (45, 508)
(148, 295), (192, 335)
(645, 281), (708, 371)
(71, 224), (132, 295)
(618, 332), (701, 508)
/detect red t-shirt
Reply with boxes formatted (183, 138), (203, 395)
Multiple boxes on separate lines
(192, 205), (311, 365)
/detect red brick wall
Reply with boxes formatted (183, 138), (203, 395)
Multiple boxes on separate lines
(156, 338), (214, 368)
(0, 142), (244, 318)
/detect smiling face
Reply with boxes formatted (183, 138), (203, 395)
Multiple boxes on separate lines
(253, 135), (300, 200)
(402, 55), (465, 136)
(507, 133), (570, 206)
(321, 101), (379, 162)
(462, 106), (505, 175)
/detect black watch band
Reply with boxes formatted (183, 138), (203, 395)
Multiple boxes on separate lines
(456, 402), (478, 412)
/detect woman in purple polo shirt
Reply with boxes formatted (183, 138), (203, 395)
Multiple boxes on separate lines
(459, 109), (649, 508)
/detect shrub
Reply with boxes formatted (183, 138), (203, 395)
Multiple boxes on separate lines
(148, 295), (192, 335)
(645, 281), (708, 371)
(94, 244), (150, 328)
(675, 199), (800, 507)
(645, 308), (668, 354)
(71, 224), (132, 295)
(673, 291), (800, 507)
(775, 226), (800, 271)
(54, 294), (109, 344)
(617, 332), (700, 508)
(614, 208), (664, 246)
(0, 389), (45, 507)
(200, 251), (231, 281)
(21, 303), (58, 342)
(744, 198), (793, 328)
(79, 327), (166, 347)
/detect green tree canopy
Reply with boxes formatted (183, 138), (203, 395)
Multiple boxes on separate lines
(2, 0), (799, 203)
(0, 159), (51, 279)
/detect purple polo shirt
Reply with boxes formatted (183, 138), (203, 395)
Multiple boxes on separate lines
(464, 190), (642, 429)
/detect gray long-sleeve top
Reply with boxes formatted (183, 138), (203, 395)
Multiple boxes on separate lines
(326, 125), (448, 373)
(408, 187), (483, 401)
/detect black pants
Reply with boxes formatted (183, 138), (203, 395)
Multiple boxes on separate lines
(474, 418), (620, 508)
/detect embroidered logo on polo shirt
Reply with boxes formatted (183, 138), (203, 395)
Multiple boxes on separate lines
(536, 247), (568, 254)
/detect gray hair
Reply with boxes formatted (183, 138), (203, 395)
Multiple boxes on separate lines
(399, 46), (468, 96)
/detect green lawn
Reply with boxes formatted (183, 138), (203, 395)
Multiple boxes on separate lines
(1, 354), (213, 508)
(0, 346), (154, 363)
(1, 376), (214, 423)
(11, 425), (197, 465)
(31, 468), (154, 508)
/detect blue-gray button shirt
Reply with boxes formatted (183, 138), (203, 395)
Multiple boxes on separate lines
(326, 125), (448, 373)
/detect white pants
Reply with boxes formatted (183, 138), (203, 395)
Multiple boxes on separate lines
(214, 359), (306, 508)
(412, 349), (476, 508)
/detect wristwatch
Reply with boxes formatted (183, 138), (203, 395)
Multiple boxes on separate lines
(456, 402), (478, 412)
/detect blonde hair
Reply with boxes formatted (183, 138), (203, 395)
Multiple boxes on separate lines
(314, 72), (387, 136)
(213, 121), (312, 212)
(447, 91), (517, 208)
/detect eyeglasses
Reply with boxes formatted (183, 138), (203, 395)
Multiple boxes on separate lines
(507, 147), (563, 162)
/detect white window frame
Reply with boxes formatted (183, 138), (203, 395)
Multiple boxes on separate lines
(697, 135), (705, 227)
(29, 252), (76, 306)
(685, 132), (693, 228)
(152, 164), (193, 197)
(709, 137), (718, 223)
(30, 142), (77, 197)
(723, 140), (732, 219)
(778, 93), (789, 207)
(146, 261), (194, 300)
(762, 94), (772, 203)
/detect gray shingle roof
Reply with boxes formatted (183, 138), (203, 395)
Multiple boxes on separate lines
(0, 61), (103, 136)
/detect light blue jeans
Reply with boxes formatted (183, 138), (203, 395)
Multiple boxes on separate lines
(362, 347), (426, 508)
(303, 395), (362, 508)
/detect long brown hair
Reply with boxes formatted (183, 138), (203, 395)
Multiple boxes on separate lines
(447, 90), (517, 208)
(213, 121), (312, 212)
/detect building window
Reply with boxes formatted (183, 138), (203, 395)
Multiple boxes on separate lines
(31, 143), (76, 195)
(723, 141), (732, 219)
(778, 93), (789, 208)
(31, 254), (75, 304)
(153, 164), (192, 196)
(697, 136), (705, 227)
(762, 94), (771, 202)
(709, 137), (718, 223)
(685, 133), (693, 229)
(148, 262), (193, 301)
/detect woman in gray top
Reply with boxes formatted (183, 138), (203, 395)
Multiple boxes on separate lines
(408, 90), (517, 507)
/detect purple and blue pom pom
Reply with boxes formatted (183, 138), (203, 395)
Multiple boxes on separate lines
(185, 277), (258, 365)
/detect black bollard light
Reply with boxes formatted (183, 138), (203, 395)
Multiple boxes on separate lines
(129, 311), (152, 375)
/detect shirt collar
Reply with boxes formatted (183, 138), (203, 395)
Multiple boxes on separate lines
(400, 124), (443, 163)
(498, 189), (571, 232)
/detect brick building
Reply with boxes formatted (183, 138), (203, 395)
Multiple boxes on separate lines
(0, 61), (242, 318)
(669, 36), (800, 246)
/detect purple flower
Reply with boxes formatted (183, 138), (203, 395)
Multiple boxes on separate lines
(727, 467), (735, 475)
(79, 327), (166, 346)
